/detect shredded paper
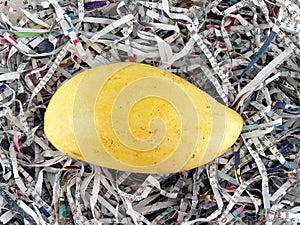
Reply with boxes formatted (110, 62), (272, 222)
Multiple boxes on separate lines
(0, 0), (299, 224)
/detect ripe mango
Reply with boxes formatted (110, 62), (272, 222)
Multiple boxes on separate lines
(44, 63), (243, 173)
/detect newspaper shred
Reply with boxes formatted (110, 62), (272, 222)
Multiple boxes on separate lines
(0, 0), (299, 224)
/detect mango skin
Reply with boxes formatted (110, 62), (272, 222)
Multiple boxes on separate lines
(44, 63), (243, 174)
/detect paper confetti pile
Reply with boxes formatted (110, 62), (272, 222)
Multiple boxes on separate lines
(0, 0), (299, 224)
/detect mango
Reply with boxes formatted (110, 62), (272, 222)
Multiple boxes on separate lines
(44, 63), (243, 173)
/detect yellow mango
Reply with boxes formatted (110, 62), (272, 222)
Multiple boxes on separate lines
(44, 63), (243, 173)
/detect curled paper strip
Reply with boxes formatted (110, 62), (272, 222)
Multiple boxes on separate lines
(0, 0), (299, 224)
